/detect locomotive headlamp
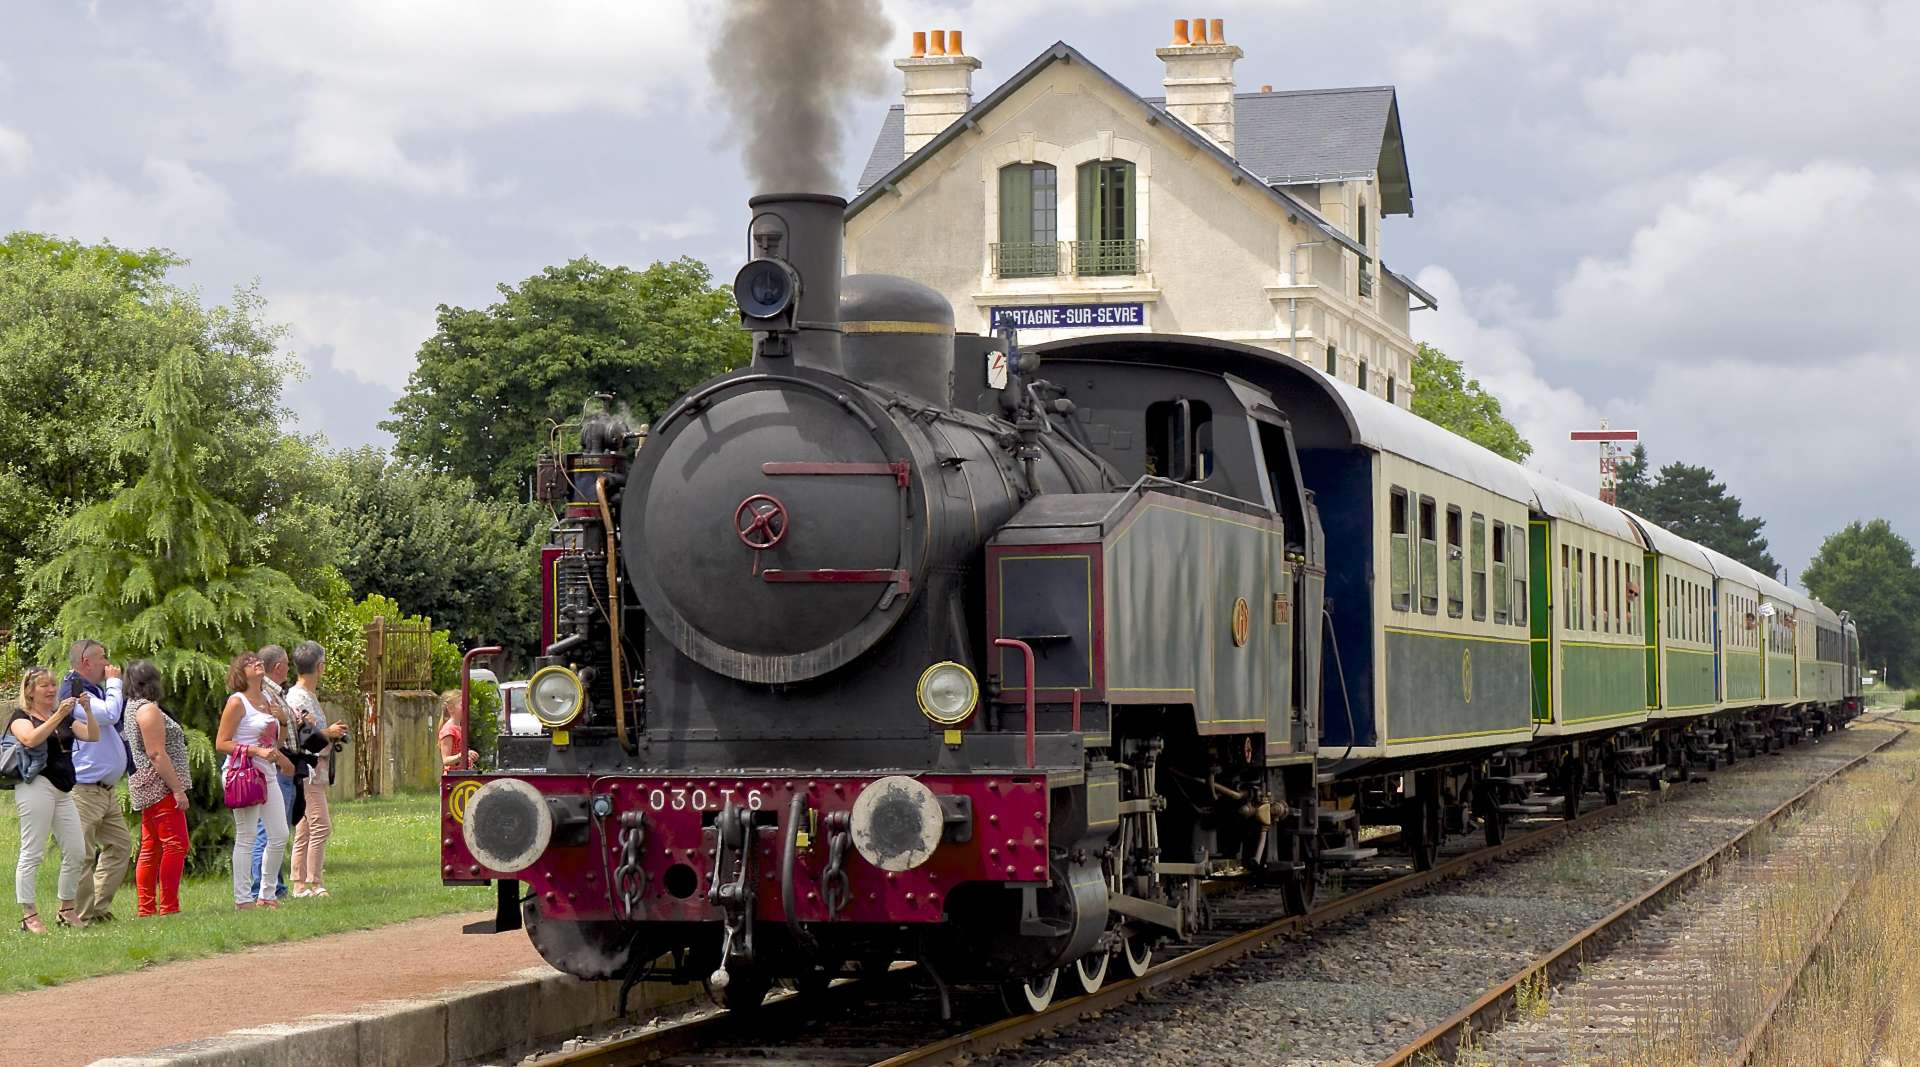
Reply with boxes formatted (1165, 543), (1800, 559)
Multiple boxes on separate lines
(916, 661), (979, 725)
(733, 258), (799, 322)
(528, 665), (586, 729)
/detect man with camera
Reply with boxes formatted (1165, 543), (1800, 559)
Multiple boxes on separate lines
(59, 638), (129, 924)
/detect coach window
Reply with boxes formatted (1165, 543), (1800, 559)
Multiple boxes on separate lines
(1614, 559), (1623, 635)
(1573, 547), (1586, 631)
(1389, 487), (1412, 612)
(1446, 506), (1465, 619)
(1470, 514), (1488, 622)
(1510, 524), (1528, 627)
(1561, 546), (1573, 631)
(1600, 554), (1612, 633)
(1492, 523), (1509, 624)
(1418, 496), (1439, 615)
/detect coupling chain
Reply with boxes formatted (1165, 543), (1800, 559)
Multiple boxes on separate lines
(614, 812), (648, 917)
(822, 815), (853, 919)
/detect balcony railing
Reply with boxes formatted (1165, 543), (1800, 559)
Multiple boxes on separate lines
(991, 241), (1061, 279)
(1072, 238), (1144, 277)
(990, 239), (1148, 279)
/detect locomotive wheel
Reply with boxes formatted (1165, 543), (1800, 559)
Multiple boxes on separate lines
(1000, 970), (1059, 1014)
(1282, 865), (1317, 915)
(1066, 950), (1109, 995)
(1118, 929), (1154, 978)
(1472, 781), (1505, 847)
(1603, 768), (1622, 806)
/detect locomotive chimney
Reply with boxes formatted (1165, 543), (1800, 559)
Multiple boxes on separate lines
(741, 193), (847, 374)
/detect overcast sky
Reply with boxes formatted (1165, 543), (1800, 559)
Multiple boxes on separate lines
(4, 0), (1915, 580)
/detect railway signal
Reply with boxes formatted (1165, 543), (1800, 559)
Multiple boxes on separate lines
(1570, 422), (1640, 504)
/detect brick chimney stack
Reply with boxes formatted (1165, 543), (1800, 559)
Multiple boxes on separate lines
(1157, 17), (1243, 155)
(896, 29), (981, 156)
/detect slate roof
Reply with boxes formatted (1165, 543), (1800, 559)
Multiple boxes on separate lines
(847, 43), (1370, 263)
(853, 54), (1412, 214)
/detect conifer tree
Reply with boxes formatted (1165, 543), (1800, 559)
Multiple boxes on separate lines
(30, 327), (320, 737)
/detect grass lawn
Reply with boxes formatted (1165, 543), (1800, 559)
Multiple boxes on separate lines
(0, 790), (488, 992)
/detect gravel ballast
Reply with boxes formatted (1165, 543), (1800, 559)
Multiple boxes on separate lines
(990, 724), (1896, 1067)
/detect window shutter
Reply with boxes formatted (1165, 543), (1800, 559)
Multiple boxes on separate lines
(1077, 163), (1097, 243)
(1120, 162), (1136, 241)
(1000, 166), (1033, 245)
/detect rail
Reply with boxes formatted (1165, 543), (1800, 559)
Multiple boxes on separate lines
(1377, 721), (1905, 1066)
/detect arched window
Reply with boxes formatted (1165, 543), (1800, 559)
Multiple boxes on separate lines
(997, 164), (1058, 277)
(1076, 160), (1137, 274)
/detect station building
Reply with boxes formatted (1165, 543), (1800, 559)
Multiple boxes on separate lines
(845, 20), (1435, 410)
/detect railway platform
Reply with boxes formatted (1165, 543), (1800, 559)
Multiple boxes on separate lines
(14, 911), (690, 1067)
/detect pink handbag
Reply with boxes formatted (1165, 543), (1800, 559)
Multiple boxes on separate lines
(222, 745), (267, 808)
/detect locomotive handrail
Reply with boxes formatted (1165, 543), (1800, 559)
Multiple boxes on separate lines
(457, 645), (503, 773)
(992, 637), (1038, 767)
(655, 373), (879, 434)
(1097, 475), (1274, 528)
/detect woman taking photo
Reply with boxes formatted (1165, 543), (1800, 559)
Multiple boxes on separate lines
(10, 666), (100, 933)
(121, 660), (190, 917)
(215, 652), (294, 910)
(286, 641), (346, 897)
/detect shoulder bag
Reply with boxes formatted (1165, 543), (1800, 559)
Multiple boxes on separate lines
(222, 744), (268, 808)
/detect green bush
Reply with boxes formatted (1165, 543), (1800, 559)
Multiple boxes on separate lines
(1903, 691), (1920, 711)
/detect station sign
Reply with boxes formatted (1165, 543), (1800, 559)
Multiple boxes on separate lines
(988, 302), (1145, 331)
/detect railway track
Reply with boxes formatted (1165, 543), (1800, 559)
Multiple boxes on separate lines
(520, 753), (1731, 1067)
(1380, 718), (1907, 1066)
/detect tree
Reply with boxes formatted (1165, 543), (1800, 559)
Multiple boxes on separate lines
(1802, 519), (1920, 684)
(28, 339), (321, 736)
(323, 448), (546, 659)
(1617, 449), (1778, 577)
(1409, 342), (1533, 463)
(384, 256), (749, 500)
(0, 233), (336, 640)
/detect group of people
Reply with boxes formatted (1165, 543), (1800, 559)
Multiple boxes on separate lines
(8, 638), (347, 931)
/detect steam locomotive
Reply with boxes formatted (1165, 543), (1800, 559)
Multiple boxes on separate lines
(443, 192), (1863, 1015)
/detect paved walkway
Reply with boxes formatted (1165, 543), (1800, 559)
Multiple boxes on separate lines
(1, 912), (546, 1066)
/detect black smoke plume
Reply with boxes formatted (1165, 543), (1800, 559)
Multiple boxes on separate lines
(709, 0), (895, 192)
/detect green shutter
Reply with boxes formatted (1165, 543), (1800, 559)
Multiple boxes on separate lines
(1119, 162), (1136, 241)
(1077, 163), (1097, 242)
(999, 166), (1032, 245)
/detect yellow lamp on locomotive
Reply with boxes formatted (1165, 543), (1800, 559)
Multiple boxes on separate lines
(527, 664), (587, 729)
(916, 660), (979, 725)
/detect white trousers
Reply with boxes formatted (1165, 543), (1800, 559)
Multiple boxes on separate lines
(14, 775), (86, 906)
(231, 790), (289, 905)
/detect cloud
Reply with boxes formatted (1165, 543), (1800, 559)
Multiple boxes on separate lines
(22, 157), (248, 254)
(272, 289), (437, 394)
(0, 125), (29, 174)
(188, 0), (705, 195)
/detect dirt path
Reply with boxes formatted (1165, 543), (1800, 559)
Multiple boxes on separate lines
(2, 911), (545, 1066)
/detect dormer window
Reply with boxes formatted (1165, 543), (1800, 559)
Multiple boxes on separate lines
(996, 164), (1059, 277)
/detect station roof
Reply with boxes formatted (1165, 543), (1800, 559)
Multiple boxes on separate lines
(848, 42), (1406, 266)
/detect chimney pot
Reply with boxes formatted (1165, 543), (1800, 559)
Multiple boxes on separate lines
(949, 29), (963, 55)
(929, 29), (946, 55)
(911, 30), (926, 57)
(1190, 16), (1208, 44)
(1171, 18), (1190, 45)
(1260, 84), (1273, 93)
(1210, 18), (1224, 43)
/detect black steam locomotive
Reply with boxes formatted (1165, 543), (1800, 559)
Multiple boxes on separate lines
(444, 192), (1859, 1015)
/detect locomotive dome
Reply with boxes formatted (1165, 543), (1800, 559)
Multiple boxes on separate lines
(841, 274), (956, 406)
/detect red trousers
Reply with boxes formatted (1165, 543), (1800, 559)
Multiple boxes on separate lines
(136, 794), (188, 917)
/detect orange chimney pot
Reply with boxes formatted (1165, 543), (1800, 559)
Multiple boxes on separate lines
(1171, 18), (1190, 45)
(911, 30), (926, 57)
(929, 29), (946, 55)
(1209, 18), (1224, 43)
(1190, 16), (1208, 44)
(1260, 84), (1273, 93)
(949, 29), (963, 55)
